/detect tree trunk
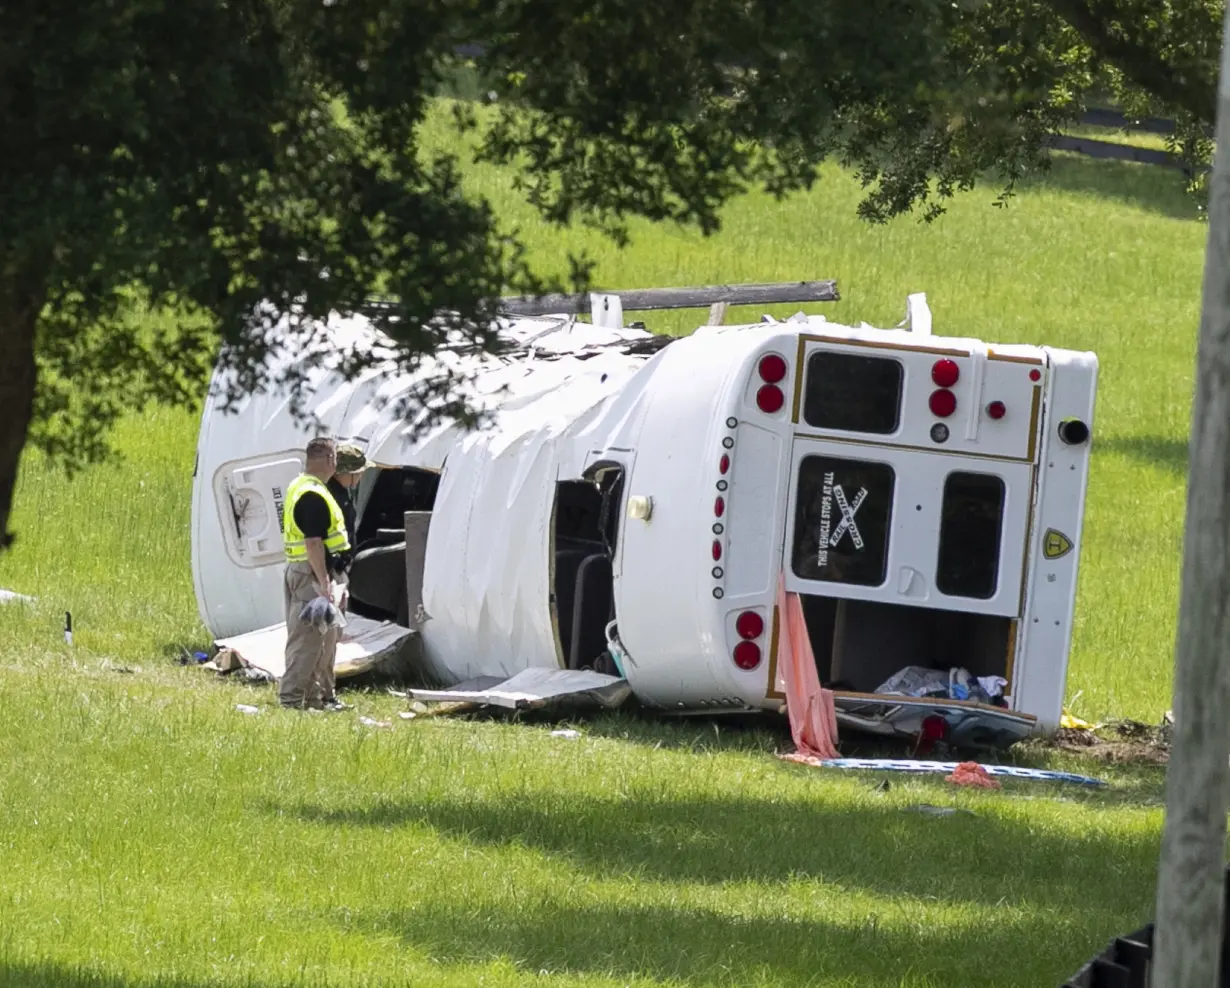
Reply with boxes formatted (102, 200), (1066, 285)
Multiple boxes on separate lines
(1151, 3), (1230, 984)
(0, 277), (40, 553)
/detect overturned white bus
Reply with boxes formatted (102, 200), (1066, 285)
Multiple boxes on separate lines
(191, 281), (1097, 746)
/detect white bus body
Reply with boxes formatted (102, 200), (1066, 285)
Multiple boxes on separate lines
(191, 295), (1097, 742)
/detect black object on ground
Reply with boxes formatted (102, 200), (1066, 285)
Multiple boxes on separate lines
(1061, 865), (1230, 987)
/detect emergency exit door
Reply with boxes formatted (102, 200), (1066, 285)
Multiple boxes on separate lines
(782, 438), (1032, 618)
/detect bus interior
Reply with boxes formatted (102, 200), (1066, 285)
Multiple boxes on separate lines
(550, 465), (625, 674)
(801, 595), (1012, 699)
(343, 465), (441, 625)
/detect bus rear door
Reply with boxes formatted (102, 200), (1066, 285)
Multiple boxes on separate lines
(779, 336), (1046, 746)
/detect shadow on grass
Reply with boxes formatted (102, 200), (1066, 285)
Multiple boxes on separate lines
(351, 881), (1138, 988)
(1019, 154), (1202, 221)
(282, 787), (1158, 917)
(549, 706), (788, 755)
(0, 960), (270, 988)
(1096, 435), (1189, 476)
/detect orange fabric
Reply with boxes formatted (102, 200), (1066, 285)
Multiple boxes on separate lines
(945, 761), (1001, 789)
(775, 573), (840, 766)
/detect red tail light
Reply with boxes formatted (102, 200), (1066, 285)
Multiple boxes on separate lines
(931, 359), (960, 388)
(711, 540), (722, 561)
(758, 354), (788, 384)
(929, 354), (959, 386)
(714, 496), (725, 518)
(733, 641), (762, 670)
(756, 385), (784, 414)
(735, 611), (764, 640)
(929, 389), (957, 417)
(719, 454), (730, 475)
(1029, 369), (1042, 382)
(986, 400), (1006, 420)
(921, 715), (948, 741)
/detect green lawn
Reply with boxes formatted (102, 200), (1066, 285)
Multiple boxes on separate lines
(0, 112), (1207, 987)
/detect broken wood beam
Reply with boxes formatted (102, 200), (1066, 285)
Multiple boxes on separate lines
(497, 280), (840, 317)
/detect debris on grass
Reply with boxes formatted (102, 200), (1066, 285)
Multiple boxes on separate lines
(1055, 726), (1101, 747)
(202, 648), (244, 673)
(945, 762), (1002, 789)
(906, 804), (978, 817)
(1061, 709), (1101, 731)
(404, 669), (632, 712)
(1048, 714), (1171, 765)
(358, 716), (392, 729)
(815, 757), (1107, 787)
(405, 700), (481, 718)
(235, 704), (260, 715)
(551, 729), (581, 739)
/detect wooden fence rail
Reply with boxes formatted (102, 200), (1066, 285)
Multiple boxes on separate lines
(1048, 133), (1184, 170)
(1079, 107), (1176, 135)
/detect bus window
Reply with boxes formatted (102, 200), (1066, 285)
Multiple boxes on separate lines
(791, 455), (894, 587)
(802, 351), (903, 434)
(936, 472), (1005, 600)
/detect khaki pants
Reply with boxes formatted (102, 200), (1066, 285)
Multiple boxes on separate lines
(311, 575), (347, 704)
(280, 562), (339, 709)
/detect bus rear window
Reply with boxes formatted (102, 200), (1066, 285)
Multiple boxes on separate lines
(791, 455), (894, 586)
(936, 472), (1005, 600)
(802, 351), (903, 434)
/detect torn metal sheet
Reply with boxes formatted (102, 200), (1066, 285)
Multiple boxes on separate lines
(817, 758), (1106, 787)
(405, 667), (632, 711)
(214, 614), (416, 681)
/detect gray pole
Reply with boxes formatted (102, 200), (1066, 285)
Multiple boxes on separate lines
(1152, 4), (1230, 984)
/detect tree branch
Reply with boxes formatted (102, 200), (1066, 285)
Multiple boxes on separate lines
(1047, 0), (1217, 125)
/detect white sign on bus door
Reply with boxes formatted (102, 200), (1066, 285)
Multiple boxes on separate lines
(817, 472), (869, 567)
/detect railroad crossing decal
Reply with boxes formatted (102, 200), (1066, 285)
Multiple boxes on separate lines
(830, 485), (868, 550)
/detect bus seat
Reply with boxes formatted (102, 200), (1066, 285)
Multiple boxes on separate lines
(354, 528), (406, 556)
(569, 554), (614, 670)
(556, 535), (606, 555)
(348, 541), (408, 620)
(553, 549), (589, 658)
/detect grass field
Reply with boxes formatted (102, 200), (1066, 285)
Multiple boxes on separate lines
(0, 108), (1209, 987)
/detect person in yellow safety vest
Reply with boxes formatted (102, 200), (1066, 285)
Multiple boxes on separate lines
(313, 442), (373, 709)
(280, 437), (352, 711)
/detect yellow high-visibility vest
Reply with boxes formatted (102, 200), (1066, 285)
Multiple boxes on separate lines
(282, 474), (351, 563)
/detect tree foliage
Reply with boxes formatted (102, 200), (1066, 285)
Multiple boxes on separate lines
(0, 0), (1222, 549)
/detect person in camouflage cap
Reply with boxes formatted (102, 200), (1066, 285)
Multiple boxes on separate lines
(335, 442), (374, 477)
(326, 441), (372, 569)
